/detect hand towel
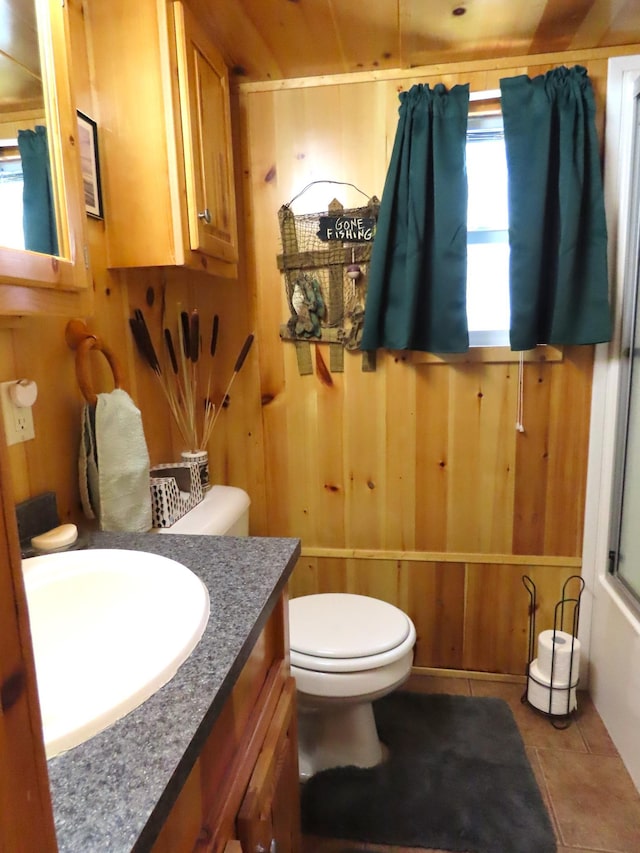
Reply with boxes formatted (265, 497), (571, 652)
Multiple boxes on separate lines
(80, 388), (152, 532)
(79, 403), (98, 520)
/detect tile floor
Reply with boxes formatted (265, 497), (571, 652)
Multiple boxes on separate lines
(302, 673), (640, 853)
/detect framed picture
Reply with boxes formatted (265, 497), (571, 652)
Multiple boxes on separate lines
(76, 111), (103, 219)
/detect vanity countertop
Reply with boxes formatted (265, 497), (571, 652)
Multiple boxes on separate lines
(46, 531), (301, 853)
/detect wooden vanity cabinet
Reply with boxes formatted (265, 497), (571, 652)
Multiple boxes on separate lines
(151, 594), (301, 853)
(237, 678), (300, 853)
(88, 0), (238, 278)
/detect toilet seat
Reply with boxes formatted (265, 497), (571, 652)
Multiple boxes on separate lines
(289, 593), (416, 673)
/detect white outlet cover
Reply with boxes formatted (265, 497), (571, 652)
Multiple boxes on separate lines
(0, 381), (35, 445)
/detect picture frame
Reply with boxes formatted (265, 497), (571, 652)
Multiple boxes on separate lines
(76, 110), (103, 219)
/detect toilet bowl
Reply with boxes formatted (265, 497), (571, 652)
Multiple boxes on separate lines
(289, 593), (416, 779)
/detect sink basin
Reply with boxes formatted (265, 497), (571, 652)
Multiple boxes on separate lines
(22, 548), (210, 759)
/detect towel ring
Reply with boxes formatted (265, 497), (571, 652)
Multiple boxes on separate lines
(65, 319), (125, 406)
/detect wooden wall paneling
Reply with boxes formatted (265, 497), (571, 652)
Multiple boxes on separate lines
(0, 331), (30, 504)
(289, 554), (348, 595)
(346, 555), (401, 602)
(384, 354), (417, 551)
(67, 0), (92, 106)
(342, 352), (387, 550)
(462, 561), (580, 674)
(403, 560), (466, 669)
(11, 314), (88, 517)
(204, 80), (269, 522)
(245, 89), (293, 537)
(446, 363), (517, 554)
(122, 269), (177, 468)
(208, 291), (266, 506)
(286, 349), (320, 543)
(345, 557), (467, 668)
(413, 363), (450, 552)
(512, 358), (553, 556)
(315, 346), (346, 548)
(485, 364), (519, 551)
(543, 346), (594, 557)
(333, 80), (390, 202)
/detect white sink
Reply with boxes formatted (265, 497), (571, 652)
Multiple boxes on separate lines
(22, 548), (210, 759)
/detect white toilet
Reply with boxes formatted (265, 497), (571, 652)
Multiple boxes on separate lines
(289, 593), (416, 779)
(156, 485), (250, 536)
(156, 492), (415, 781)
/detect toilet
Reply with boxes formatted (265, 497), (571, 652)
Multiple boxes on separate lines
(155, 491), (415, 781)
(289, 593), (416, 779)
(155, 485), (250, 536)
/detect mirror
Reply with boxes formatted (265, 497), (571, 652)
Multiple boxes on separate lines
(0, 0), (89, 301)
(0, 0), (59, 255)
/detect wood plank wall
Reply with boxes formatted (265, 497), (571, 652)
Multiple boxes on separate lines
(0, 25), (631, 681)
(238, 50), (616, 675)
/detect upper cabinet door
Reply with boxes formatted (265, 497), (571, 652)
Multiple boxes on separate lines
(174, 3), (238, 264)
(89, 0), (238, 278)
(0, 0), (90, 315)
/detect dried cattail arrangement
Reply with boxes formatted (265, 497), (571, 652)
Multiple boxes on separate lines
(129, 307), (254, 452)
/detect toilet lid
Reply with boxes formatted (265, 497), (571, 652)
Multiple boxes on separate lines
(289, 593), (411, 659)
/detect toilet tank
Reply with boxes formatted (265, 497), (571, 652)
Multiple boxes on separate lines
(156, 485), (250, 536)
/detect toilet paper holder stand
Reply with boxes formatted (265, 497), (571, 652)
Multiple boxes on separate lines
(521, 574), (585, 729)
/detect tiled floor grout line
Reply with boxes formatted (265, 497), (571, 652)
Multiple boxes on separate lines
(532, 744), (567, 847)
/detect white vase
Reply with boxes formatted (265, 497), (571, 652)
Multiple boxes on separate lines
(181, 450), (210, 491)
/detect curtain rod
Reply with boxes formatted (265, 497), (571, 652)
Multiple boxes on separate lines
(470, 88), (501, 102)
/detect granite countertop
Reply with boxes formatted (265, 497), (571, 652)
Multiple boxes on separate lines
(46, 531), (300, 853)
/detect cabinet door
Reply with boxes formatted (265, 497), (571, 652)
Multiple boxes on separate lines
(174, 1), (238, 264)
(237, 678), (301, 853)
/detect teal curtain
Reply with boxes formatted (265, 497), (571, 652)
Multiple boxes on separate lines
(361, 83), (470, 353)
(18, 126), (59, 256)
(500, 66), (611, 351)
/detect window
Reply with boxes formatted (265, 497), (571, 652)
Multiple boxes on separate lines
(466, 114), (510, 347)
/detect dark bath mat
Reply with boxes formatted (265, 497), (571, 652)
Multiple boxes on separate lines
(301, 691), (556, 853)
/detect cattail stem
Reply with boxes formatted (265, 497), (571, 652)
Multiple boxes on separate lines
(131, 307), (255, 455)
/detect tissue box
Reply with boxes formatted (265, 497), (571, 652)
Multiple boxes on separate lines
(149, 461), (204, 528)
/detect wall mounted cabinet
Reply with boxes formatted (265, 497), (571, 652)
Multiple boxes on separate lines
(89, 0), (238, 278)
(0, 0), (91, 316)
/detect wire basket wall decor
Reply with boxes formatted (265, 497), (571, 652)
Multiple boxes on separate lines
(277, 182), (379, 356)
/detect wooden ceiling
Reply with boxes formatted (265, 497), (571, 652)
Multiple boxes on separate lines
(195, 0), (640, 83)
(3, 0), (640, 112)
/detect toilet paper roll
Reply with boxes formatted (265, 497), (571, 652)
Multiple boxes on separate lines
(536, 629), (581, 686)
(527, 659), (578, 716)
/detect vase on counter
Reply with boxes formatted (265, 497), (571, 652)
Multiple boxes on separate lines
(181, 450), (210, 491)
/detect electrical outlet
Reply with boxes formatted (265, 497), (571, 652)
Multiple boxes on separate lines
(0, 381), (35, 446)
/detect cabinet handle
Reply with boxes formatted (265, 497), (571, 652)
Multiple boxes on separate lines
(198, 208), (212, 224)
(256, 840), (276, 853)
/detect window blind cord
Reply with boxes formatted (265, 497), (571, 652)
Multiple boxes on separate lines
(516, 351), (525, 433)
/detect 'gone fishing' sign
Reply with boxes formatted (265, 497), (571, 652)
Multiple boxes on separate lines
(317, 215), (375, 242)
